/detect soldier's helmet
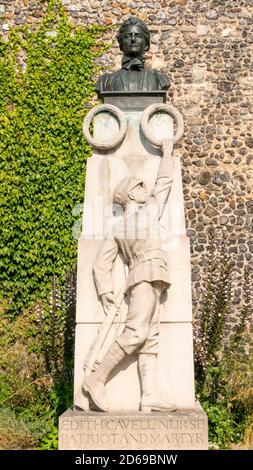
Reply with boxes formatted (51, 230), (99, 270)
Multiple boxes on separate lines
(113, 176), (143, 207)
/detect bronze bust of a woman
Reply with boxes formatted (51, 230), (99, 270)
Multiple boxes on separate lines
(96, 16), (170, 97)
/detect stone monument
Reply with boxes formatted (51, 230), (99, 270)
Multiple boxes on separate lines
(59, 16), (208, 450)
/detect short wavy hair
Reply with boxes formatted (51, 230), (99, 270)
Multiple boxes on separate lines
(117, 16), (150, 52)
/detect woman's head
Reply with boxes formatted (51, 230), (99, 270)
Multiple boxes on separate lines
(117, 16), (150, 57)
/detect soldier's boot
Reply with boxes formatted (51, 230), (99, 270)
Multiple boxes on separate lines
(82, 342), (126, 412)
(139, 353), (177, 412)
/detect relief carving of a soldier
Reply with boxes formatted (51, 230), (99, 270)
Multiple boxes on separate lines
(82, 140), (176, 412)
(96, 16), (170, 96)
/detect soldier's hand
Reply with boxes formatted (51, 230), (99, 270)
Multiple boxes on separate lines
(101, 292), (115, 315)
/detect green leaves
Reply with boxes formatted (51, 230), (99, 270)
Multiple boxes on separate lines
(194, 229), (253, 448)
(0, 1), (106, 314)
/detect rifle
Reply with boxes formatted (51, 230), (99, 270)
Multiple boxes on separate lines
(84, 281), (126, 375)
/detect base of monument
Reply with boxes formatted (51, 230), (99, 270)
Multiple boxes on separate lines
(58, 403), (208, 450)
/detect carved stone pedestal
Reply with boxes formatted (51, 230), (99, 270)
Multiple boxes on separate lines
(74, 93), (196, 412)
(59, 92), (209, 449)
(59, 403), (208, 450)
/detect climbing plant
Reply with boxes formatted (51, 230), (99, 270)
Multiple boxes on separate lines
(193, 228), (253, 448)
(0, 0), (106, 314)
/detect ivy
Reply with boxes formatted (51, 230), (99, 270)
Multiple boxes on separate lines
(0, 0), (106, 313)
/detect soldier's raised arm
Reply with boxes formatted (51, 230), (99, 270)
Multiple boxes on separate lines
(147, 138), (175, 220)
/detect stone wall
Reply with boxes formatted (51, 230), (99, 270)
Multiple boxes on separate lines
(1, 0), (252, 324)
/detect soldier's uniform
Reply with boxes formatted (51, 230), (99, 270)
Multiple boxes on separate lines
(93, 146), (174, 356)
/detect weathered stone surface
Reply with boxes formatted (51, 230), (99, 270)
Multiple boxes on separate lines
(59, 405), (208, 450)
(206, 158), (219, 166)
(188, 209), (196, 220)
(217, 81), (234, 93)
(205, 9), (219, 20)
(204, 206), (218, 218)
(199, 171), (211, 186)
(196, 24), (209, 36)
(167, 17), (177, 26)
(174, 59), (184, 68)
(219, 216), (229, 225)
(15, 17), (25, 25)
(2, 23), (9, 31)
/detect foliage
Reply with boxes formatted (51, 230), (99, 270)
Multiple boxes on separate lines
(0, 306), (55, 449)
(194, 229), (233, 389)
(0, 270), (76, 450)
(42, 271), (76, 385)
(0, 0), (106, 314)
(0, 0), (107, 450)
(194, 228), (253, 449)
(202, 401), (241, 450)
(0, 407), (39, 450)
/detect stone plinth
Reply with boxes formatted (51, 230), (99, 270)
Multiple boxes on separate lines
(59, 404), (208, 450)
(74, 93), (195, 412)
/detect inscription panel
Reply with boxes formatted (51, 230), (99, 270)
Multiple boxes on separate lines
(59, 408), (208, 450)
